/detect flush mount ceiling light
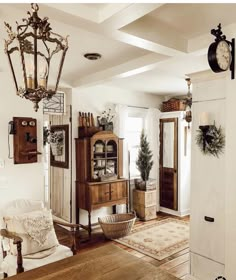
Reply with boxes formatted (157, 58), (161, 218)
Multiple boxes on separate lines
(84, 53), (102, 60)
(4, 3), (68, 111)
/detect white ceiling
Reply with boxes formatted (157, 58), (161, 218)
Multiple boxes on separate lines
(147, 4), (236, 39)
(0, 3), (235, 96)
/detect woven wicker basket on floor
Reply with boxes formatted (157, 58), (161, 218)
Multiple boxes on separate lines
(98, 213), (136, 239)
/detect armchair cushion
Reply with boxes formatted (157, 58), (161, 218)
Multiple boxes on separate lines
(4, 209), (59, 256)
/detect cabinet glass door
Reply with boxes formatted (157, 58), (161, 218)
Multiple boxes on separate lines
(92, 140), (105, 181)
(106, 140), (118, 176)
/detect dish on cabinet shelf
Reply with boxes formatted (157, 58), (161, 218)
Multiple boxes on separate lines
(100, 173), (117, 182)
(106, 167), (115, 174)
(95, 143), (104, 153)
(97, 159), (105, 167)
(107, 145), (114, 152)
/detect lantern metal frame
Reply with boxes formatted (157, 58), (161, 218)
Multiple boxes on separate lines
(4, 3), (68, 111)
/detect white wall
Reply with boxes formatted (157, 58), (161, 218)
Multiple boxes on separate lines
(0, 72), (44, 274)
(189, 71), (226, 280)
(225, 77), (236, 280)
(72, 84), (163, 225)
(0, 72), (44, 207)
(188, 70), (236, 280)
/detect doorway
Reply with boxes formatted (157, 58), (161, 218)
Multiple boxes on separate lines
(159, 118), (178, 210)
(159, 111), (191, 217)
(43, 90), (72, 222)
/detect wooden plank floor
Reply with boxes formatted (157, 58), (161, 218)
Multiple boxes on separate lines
(55, 212), (190, 280)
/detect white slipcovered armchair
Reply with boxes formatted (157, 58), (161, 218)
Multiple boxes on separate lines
(0, 199), (86, 278)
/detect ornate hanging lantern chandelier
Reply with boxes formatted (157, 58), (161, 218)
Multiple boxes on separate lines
(4, 3), (68, 111)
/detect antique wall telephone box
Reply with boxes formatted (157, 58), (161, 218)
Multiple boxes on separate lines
(10, 117), (40, 164)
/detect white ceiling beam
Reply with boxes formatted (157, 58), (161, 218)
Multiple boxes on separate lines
(98, 4), (131, 23)
(110, 30), (186, 57)
(100, 3), (164, 30)
(39, 3), (187, 57)
(73, 53), (169, 88)
(73, 51), (210, 89)
(44, 3), (134, 25)
(44, 3), (100, 23)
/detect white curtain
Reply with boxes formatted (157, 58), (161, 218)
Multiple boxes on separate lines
(145, 108), (161, 210)
(113, 104), (129, 179)
(113, 104), (128, 213)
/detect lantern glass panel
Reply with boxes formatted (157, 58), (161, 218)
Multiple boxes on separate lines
(24, 53), (35, 89)
(10, 47), (24, 92)
(47, 43), (63, 92)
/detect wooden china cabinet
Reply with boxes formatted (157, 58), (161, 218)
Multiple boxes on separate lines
(75, 131), (128, 235)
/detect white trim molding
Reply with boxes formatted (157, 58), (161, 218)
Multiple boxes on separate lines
(159, 207), (190, 217)
(184, 275), (198, 280)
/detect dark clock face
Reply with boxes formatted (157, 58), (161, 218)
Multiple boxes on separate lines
(208, 40), (232, 72)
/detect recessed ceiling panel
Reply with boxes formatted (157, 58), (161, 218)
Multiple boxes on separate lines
(147, 4), (236, 39)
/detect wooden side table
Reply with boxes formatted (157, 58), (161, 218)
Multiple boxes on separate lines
(133, 189), (157, 221)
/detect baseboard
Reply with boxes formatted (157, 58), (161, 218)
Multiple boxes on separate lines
(180, 209), (190, 216)
(159, 207), (190, 217)
(0, 271), (3, 280)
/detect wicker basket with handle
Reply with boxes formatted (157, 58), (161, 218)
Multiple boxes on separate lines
(98, 212), (136, 239)
(162, 98), (186, 112)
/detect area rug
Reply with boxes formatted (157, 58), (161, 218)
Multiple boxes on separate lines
(115, 218), (189, 260)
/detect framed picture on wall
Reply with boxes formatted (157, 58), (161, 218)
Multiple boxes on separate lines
(50, 124), (69, 169)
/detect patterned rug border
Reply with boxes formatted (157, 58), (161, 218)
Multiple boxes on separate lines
(114, 218), (189, 261)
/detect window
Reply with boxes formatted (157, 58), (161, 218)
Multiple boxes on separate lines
(43, 91), (66, 114)
(125, 108), (146, 179)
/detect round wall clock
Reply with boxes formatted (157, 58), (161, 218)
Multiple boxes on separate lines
(208, 23), (235, 79)
(208, 40), (232, 73)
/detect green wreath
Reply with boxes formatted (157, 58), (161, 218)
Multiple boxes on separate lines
(196, 125), (225, 157)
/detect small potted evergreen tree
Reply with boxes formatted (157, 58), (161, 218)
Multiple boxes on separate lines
(135, 130), (154, 191)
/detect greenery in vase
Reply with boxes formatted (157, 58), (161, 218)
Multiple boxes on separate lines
(136, 129), (154, 184)
(50, 131), (64, 144)
(97, 108), (114, 126)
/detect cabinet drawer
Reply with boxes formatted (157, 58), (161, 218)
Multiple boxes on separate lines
(90, 184), (110, 204)
(110, 181), (127, 201)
